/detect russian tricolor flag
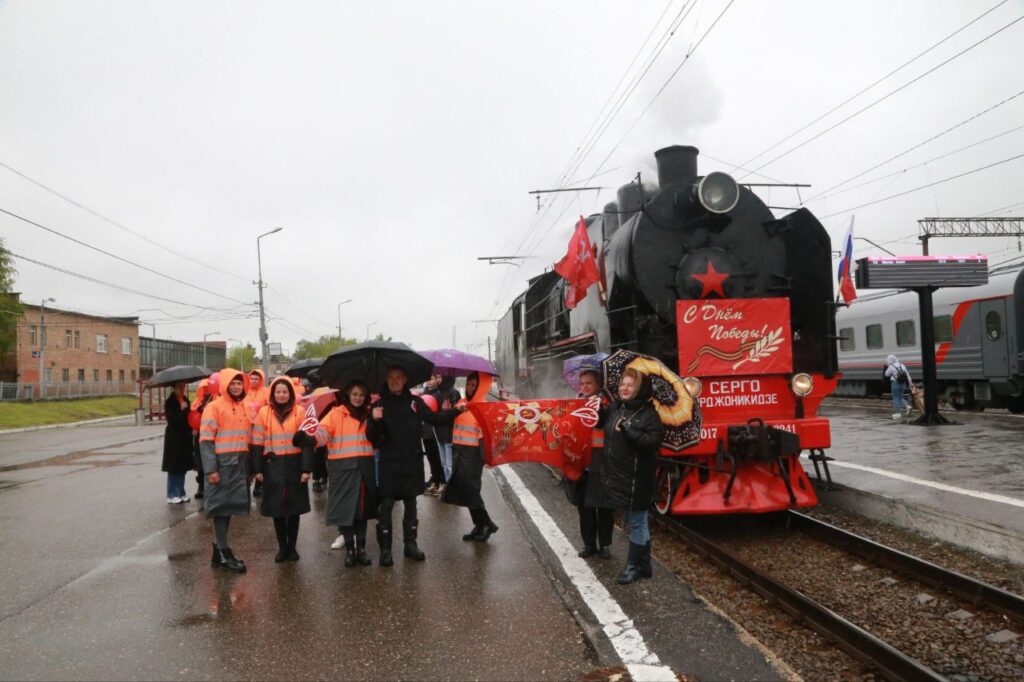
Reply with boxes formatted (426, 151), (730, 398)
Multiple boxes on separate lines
(837, 216), (857, 304)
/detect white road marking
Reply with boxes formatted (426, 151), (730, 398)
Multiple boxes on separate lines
(495, 467), (676, 682)
(830, 461), (1024, 509)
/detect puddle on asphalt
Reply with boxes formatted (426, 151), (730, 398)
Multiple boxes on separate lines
(0, 449), (147, 472)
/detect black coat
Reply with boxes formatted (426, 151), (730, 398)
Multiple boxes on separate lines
(250, 434), (314, 518)
(441, 440), (485, 508)
(368, 388), (456, 499)
(161, 395), (194, 474)
(593, 398), (663, 511)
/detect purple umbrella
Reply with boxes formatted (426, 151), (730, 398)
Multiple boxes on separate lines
(420, 349), (497, 377)
(562, 353), (608, 393)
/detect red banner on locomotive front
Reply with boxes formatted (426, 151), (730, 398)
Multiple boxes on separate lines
(677, 298), (793, 376)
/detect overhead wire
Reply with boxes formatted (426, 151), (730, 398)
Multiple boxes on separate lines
(742, 13), (1024, 178)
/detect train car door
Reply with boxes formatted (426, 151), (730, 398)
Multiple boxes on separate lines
(980, 298), (1010, 377)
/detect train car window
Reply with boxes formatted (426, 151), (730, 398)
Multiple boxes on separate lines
(866, 324), (883, 349)
(839, 327), (855, 351)
(985, 311), (1002, 341)
(896, 320), (916, 347)
(933, 315), (953, 343)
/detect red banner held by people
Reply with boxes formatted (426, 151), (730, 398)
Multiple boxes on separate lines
(468, 398), (597, 480)
(554, 215), (601, 309)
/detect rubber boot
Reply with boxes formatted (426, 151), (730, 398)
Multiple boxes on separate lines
(403, 520), (425, 561)
(639, 541), (653, 579)
(218, 547), (247, 574)
(344, 544), (357, 568)
(616, 542), (643, 585)
(355, 540), (372, 566)
(210, 542), (225, 568)
(273, 520), (289, 563)
(377, 525), (393, 567)
(252, 480), (263, 497)
(473, 510), (499, 543)
(464, 509), (483, 541)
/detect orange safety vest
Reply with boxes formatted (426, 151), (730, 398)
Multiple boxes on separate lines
(452, 411), (483, 447)
(252, 403), (304, 456)
(199, 395), (252, 456)
(316, 405), (373, 460)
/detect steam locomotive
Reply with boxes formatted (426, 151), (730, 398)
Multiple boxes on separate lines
(495, 145), (839, 515)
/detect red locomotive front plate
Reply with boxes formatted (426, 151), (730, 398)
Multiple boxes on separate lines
(677, 298), (793, 376)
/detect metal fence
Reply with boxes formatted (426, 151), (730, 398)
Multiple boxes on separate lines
(0, 381), (139, 401)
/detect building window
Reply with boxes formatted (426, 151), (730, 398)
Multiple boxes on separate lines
(933, 315), (953, 343)
(896, 320), (916, 347)
(106, 370), (113, 384)
(96, 334), (107, 353)
(65, 329), (73, 347)
(43, 368), (52, 383)
(29, 325), (37, 345)
(130, 369), (136, 383)
(866, 324), (883, 350)
(61, 368), (69, 382)
(74, 331), (81, 349)
(121, 337), (132, 355)
(838, 327), (855, 351)
(78, 369), (85, 382)
(119, 369), (125, 383)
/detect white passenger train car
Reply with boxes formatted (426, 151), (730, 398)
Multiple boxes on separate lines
(834, 263), (1023, 412)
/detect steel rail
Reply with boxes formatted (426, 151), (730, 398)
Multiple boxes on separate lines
(653, 517), (944, 682)
(787, 511), (1024, 622)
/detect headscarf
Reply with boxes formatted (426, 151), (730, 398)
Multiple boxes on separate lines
(343, 380), (371, 423)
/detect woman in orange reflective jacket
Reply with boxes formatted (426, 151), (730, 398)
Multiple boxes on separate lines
(199, 369), (253, 573)
(251, 377), (314, 562)
(442, 372), (499, 542)
(314, 380), (379, 567)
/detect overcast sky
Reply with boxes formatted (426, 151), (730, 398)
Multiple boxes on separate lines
(2, 0), (1022, 357)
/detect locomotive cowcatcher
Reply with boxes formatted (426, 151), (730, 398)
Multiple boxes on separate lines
(495, 145), (839, 515)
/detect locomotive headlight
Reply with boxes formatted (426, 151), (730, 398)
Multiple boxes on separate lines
(791, 373), (814, 397)
(696, 171), (740, 214)
(682, 376), (703, 398)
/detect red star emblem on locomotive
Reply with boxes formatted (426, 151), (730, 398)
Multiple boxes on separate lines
(691, 262), (730, 298)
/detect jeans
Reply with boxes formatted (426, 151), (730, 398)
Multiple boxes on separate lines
(166, 472), (186, 498)
(438, 442), (453, 482)
(890, 379), (908, 412)
(625, 510), (649, 545)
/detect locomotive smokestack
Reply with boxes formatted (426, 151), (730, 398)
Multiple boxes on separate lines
(602, 201), (620, 239)
(654, 145), (699, 188)
(616, 183), (646, 226)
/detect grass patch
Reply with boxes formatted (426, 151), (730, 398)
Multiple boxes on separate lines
(0, 396), (139, 429)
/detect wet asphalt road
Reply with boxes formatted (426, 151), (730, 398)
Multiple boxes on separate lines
(0, 423), (596, 680)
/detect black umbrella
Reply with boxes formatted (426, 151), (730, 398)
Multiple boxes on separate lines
(283, 357), (324, 378)
(320, 341), (434, 390)
(147, 365), (214, 388)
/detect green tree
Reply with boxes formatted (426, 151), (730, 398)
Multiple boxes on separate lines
(293, 334), (357, 360)
(0, 239), (22, 374)
(226, 343), (257, 371)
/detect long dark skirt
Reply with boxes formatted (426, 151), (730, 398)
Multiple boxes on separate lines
(203, 452), (250, 518)
(259, 454), (311, 518)
(326, 456), (378, 527)
(441, 444), (484, 509)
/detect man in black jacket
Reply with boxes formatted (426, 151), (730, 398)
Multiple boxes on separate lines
(369, 366), (460, 566)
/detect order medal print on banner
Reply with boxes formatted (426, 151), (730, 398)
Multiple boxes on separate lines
(676, 298), (793, 376)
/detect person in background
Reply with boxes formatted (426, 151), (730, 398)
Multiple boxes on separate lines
(162, 381), (194, 504)
(246, 368), (270, 497)
(421, 374), (445, 495)
(199, 369), (253, 573)
(884, 354), (912, 419)
(189, 375), (219, 500)
(306, 369), (330, 494)
(441, 372), (498, 541)
(432, 376), (461, 495)
(599, 367), (663, 585)
(251, 377), (314, 562)
(315, 380), (378, 567)
(369, 366), (458, 566)
(576, 369), (614, 559)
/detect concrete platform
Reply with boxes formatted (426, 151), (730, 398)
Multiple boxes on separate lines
(814, 407), (1024, 564)
(0, 421), (782, 680)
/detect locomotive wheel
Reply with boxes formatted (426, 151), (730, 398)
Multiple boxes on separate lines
(653, 466), (677, 516)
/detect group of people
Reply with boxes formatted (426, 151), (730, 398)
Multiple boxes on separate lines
(161, 365), (501, 574)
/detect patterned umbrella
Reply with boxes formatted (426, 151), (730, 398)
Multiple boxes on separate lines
(602, 349), (701, 452)
(419, 349), (497, 377)
(561, 353), (608, 393)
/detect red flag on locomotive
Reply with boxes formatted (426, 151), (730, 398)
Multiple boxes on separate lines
(554, 215), (601, 309)
(468, 398), (597, 480)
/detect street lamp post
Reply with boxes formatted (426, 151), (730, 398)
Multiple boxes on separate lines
(336, 299), (352, 345)
(38, 297), (55, 399)
(227, 338), (244, 372)
(257, 227), (283, 377)
(150, 324), (156, 378)
(366, 321), (378, 342)
(203, 332), (221, 369)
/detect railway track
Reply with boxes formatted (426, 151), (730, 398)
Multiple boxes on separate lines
(653, 511), (1024, 681)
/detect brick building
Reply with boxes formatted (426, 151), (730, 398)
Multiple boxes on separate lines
(7, 296), (140, 398)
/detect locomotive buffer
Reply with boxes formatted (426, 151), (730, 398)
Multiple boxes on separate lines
(855, 255), (988, 425)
